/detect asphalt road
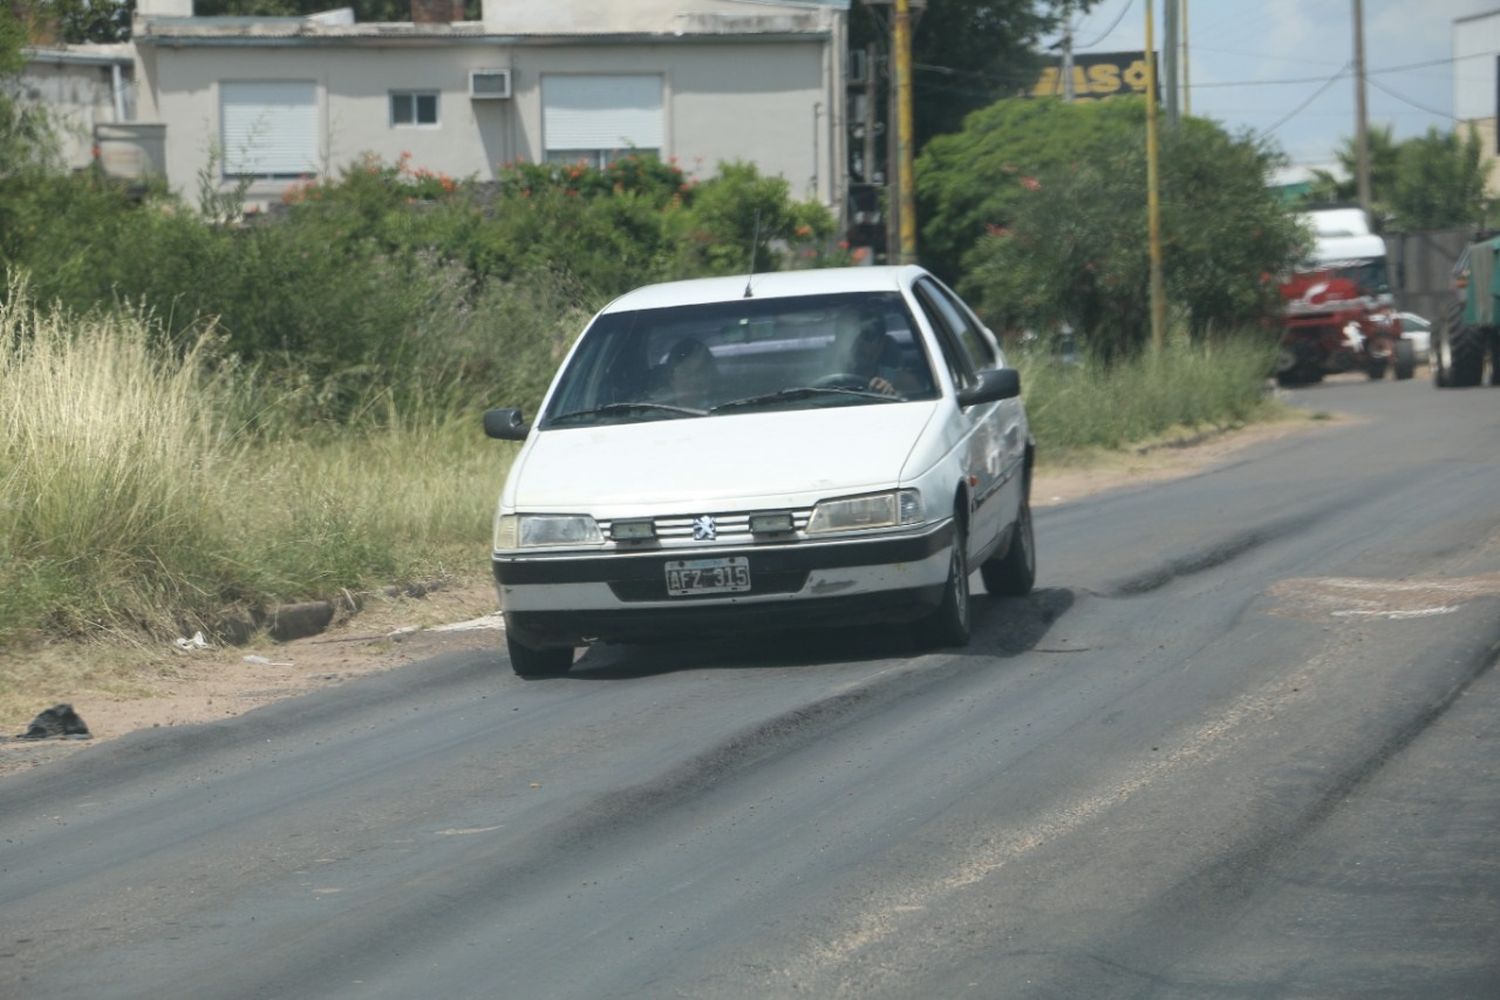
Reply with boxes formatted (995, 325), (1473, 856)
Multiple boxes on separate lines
(3, 376), (1499, 999)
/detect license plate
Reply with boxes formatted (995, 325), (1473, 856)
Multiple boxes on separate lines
(665, 557), (751, 596)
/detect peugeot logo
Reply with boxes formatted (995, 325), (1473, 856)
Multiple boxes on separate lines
(692, 515), (717, 541)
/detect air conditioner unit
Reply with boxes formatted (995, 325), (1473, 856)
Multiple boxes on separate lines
(470, 69), (512, 100)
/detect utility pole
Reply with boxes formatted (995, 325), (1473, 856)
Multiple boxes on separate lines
(1181, 0), (1191, 116)
(863, 43), (878, 185)
(1353, 0), (1372, 216)
(885, 46), (900, 261)
(1144, 0), (1166, 350)
(1163, 0), (1179, 124)
(1061, 1), (1075, 102)
(893, 0), (917, 263)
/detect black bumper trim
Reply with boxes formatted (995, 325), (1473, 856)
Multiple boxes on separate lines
(493, 521), (954, 587)
(504, 584), (949, 647)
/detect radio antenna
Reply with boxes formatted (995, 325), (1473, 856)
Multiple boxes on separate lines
(743, 209), (762, 298)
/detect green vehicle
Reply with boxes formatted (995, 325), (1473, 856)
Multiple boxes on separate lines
(1434, 234), (1500, 387)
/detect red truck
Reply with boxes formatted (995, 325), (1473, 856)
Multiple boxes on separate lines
(1275, 208), (1415, 386)
(1276, 269), (1414, 385)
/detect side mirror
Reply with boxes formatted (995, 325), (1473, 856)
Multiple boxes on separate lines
(483, 407), (530, 441)
(957, 368), (1021, 407)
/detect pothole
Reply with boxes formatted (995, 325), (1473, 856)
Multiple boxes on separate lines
(1269, 573), (1500, 621)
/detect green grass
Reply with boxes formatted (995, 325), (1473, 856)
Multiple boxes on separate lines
(0, 290), (514, 645)
(1014, 331), (1280, 460)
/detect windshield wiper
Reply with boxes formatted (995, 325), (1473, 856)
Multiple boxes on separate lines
(711, 386), (899, 414)
(548, 402), (708, 426)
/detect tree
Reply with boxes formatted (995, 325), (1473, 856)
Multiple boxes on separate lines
(0, 4), (56, 175)
(1390, 126), (1495, 231)
(918, 97), (1304, 354)
(1304, 124), (1400, 217)
(40, 0), (133, 43)
(851, 0), (1079, 151)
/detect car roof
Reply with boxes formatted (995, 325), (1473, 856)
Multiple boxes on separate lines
(601, 266), (930, 314)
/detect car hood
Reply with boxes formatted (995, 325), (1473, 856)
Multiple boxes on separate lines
(508, 402), (940, 513)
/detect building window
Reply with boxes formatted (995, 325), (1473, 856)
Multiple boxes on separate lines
(542, 74), (663, 168)
(220, 80), (318, 178)
(391, 91), (439, 127)
(544, 149), (658, 169)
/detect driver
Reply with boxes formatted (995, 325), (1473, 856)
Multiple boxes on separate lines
(659, 337), (719, 409)
(846, 315), (915, 397)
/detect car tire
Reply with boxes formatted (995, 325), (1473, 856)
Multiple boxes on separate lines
(1366, 358), (1387, 380)
(506, 631), (574, 678)
(1393, 340), (1416, 380)
(981, 499), (1036, 597)
(915, 520), (971, 649)
(1450, 324), (1486, 387)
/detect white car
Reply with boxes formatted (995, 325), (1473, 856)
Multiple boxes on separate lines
(485, 266), (1036, 677)
(1398, 312), (1430, 363)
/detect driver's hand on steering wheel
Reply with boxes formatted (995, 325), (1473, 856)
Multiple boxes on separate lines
(868, 375), (898, 397)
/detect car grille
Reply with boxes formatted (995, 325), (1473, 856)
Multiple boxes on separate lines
(598, 507), (815, 547)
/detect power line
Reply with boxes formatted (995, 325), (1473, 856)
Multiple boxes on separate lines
(1075, 0), (1133, 50)
(1257, 63), (1351, 138)
(1366, 75), (1461, 123)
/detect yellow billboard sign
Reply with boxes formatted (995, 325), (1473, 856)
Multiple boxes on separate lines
(1030, 52), (1156, 101)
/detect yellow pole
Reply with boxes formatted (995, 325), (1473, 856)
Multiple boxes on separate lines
(1144, 0), (1166, 351)
(894, 0), (917, 264)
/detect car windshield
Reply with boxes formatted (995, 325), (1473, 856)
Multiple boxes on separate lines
(1321, 257), (1390, 297)
(539, 291), (939, 429)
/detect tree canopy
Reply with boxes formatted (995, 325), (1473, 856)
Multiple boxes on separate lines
(918, 97), (1305, 354)
(1304, 124), (1496, 232)
(851, 0), (1081, 149)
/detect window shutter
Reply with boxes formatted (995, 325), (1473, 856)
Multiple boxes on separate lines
(542, 75), (663, 153)
(220, 81), (319, 176)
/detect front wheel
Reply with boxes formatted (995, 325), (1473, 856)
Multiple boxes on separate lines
(1366, 358), (1388, 380)
(914, 523), (971, 648)
(981, 500), (1036, 597)
(506, 630), (574, 678)
(1393, 339), (1416, 380)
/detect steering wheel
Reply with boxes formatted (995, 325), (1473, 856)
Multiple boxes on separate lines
(814, 372), (869, 390)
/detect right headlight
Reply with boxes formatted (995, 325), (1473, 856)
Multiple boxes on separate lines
(493, 513), (603, 550)
(806, 489), (923, 534)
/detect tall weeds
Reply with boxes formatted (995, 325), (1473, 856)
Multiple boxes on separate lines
(0, 288), (512, 644)
(1014, 331), (1279, 458)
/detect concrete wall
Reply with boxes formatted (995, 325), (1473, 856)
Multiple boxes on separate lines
(1385, 228), (1471, 322)
(1454, 11), (1500, 197)
(19, 57), (133, 169)
(136, 37), (841, 209)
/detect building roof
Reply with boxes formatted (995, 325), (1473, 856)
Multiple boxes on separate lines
(23, 44), (135, 66)
(135, 0), (845, 44)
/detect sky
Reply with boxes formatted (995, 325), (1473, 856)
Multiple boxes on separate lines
(1038, 0), (1498, 171)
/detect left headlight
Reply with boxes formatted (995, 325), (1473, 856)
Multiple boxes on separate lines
(806, 489), (923, 534)
(493, 513), (603, 550)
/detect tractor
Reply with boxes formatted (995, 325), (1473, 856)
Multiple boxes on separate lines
(1432, 233), (1500, 388)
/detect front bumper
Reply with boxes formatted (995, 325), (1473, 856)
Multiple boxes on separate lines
(493, 520), (954, 646)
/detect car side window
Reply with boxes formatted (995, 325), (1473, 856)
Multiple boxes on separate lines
(926, 279), (998, 370)
(912, 281), (976, 390)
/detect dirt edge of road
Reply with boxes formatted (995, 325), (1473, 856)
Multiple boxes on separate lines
(0, 413), (1340, 778)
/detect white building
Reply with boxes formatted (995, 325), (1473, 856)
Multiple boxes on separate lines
(18, 44), (136, 170)
(124, 0), (848, 214)
(1455, 7), (1500, 196)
